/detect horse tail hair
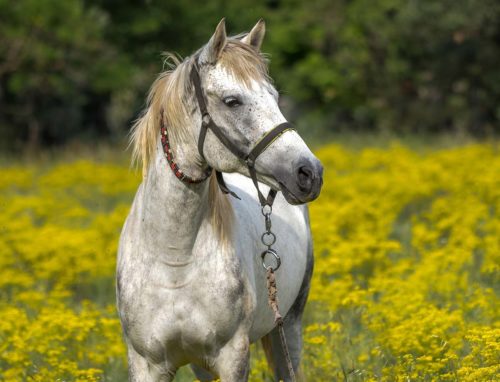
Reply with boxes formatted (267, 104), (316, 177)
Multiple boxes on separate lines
(261, 333), (275, 374)
(261, 332), (306, 381)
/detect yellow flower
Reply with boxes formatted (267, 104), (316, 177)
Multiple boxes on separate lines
(1, 144), (499, 380)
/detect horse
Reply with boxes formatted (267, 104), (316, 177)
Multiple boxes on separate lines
(117, 18), (323, 382)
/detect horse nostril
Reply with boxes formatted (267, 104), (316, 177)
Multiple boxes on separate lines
(297, 165), (313, 191)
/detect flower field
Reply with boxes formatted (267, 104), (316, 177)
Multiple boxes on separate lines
(0, 143), (499, 381)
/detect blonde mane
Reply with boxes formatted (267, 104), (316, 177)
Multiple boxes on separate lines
(129, 39), (270, 242)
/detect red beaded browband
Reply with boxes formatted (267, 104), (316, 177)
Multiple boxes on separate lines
(159, 109), (212, 184)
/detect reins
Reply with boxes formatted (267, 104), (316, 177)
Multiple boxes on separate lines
(160, 59), (297, 381)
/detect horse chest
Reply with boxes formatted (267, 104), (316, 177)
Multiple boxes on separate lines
(123, 258), (253, 363)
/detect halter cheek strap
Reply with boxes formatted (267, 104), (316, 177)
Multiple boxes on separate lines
(190, 62), (294, 207)
(191, 63), (247, 160)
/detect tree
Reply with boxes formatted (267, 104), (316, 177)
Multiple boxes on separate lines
(0, 0), (134, 150)
(265, 0), (500, 135)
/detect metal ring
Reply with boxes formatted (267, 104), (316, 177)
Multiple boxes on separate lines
(261, 204), (272, 216)
(202, 113), (211, 125)
(261, 231), (276, 247)
(261, 249), (281, 271)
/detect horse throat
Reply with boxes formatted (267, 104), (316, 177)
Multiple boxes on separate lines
(138, 137), (211, 262)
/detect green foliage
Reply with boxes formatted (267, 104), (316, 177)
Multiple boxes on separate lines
(266, 0), (500, 135)
(1, 0), (499, 150)
(0, 0), (133, 149)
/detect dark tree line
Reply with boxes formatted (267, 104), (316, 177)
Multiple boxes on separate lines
(1, 0), (499, 151)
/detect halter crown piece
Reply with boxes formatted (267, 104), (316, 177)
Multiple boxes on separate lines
(160, 58), (295, 208)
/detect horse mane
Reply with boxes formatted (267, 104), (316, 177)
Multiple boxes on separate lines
(129, 38), (270, 243)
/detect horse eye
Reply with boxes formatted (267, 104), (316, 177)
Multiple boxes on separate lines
(223, 96), (241, 108)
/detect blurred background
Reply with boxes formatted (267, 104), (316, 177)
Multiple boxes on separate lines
(1, 0), (499, 153)
(1, 1), (500, 381)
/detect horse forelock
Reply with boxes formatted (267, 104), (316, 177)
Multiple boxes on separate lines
(219, 39), (270, 87)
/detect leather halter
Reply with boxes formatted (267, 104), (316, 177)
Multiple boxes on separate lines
(159, 60), (294, 207)
(190, 61), (294, 207)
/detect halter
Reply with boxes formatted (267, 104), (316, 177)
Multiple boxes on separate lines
(189, 61), (294, 207)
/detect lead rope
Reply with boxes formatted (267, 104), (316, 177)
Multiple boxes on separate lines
(260, 204), (297, 382)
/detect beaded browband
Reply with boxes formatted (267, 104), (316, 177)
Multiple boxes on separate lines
(159, 109), (212, 184)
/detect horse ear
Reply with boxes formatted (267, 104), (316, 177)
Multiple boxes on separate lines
(199, 18), (227, 65)
(242, 19), (266, 51)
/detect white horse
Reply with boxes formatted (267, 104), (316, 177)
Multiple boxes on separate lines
(117, 19), (323, 382)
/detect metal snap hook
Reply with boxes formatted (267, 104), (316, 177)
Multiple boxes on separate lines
(261, 248), (281, 271)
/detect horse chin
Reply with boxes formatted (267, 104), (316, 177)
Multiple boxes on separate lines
(257, 173), (320, 205)
(279, 181), (322, 205)
(279, 182), (307, 205)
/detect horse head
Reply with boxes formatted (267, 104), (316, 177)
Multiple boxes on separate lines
(194, 19), (323, 204)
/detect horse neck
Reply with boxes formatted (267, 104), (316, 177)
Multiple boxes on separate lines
(139, 136), (210, 259)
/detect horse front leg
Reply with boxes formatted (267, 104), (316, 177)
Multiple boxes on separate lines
(214, 331), (250, 382)
(127, 342), (177, 382)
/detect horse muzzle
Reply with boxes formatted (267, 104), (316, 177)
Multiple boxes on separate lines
(278, 156), (323, 205)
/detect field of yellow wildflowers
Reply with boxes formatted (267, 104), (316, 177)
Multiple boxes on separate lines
(0, 142), (498, 381)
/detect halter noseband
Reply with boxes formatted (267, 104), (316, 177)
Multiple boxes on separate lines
(189, 61), (294, 207)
